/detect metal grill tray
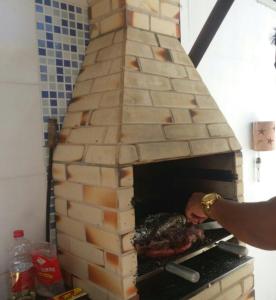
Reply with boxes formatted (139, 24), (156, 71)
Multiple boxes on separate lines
(137, 244), (253, 300)
(137, 229), (232, 280)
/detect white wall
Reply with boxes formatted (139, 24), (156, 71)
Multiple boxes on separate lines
(0, 0), (88, 298)
(181, 0), (276, 299)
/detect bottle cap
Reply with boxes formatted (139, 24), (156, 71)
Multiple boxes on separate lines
(13, 230), (24, 238)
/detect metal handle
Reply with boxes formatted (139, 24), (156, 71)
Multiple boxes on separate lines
(165, 262), (200, 283)
(218, 241), (248, 257)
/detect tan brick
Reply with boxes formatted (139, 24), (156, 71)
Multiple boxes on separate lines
(214, 284), (242, 300)
(191, 109), (226, 123)
(123, 106), (172, 124)
(121, 124), (165, 143)
(237, 181), (244, 196)
(85, 145), (117, 165)
(190, 138), (230, 156)
(88, 264), (136, 299)
(122, 231), (134, 252)
(90, 21), (100, 39)
(158, 34), (183, 51)
(92, 0), (111, 18)
(70, 237), (104, 266)
(101, 167), (118, 188)
(124, 88), (152, 106)
(124, 71), (171, 90)
(101, 12), (125, 34)
(164, 124), (209, 140)
(85, 225), (121, 252)
(67, 165), (101, 185)
(67, 127), (106, 144)
(235, 151), (243, 167)
(56, 214), (86, 240)
(83, 52), (97, 66)
(151, 17), (179, 37)
(126, 10), (149, 30)
(118, 209), (135, 232)
(189, 282), (220, 300)
(171, 109), (192, 123)
(196, 95), (218, 108)
(125, 56), (140, 71)
(114, 28), (125, 43)
(186, 66), (201, 80)
(63, 112), (83, 128)
(53, 145), (84, 162)
(54, 181), (83, 202)
(105, 126), (120, 143)
(151, 91), (197, 108)
(110, 57), (123, 73)
(170, 50), (193, 65)
(104, 210), (118, 231)
(243, 275), (254, 294)
(152, 46), (172, 62)
(208, 124), (234, 137)
(59, 251), (89, 279)
(161, 3), (180, 19)
(138, 141), (190, 161)
(112, 0), (125, 10)
(119, 167), (133, 187)
(117, 188), (133, 210)
(172, 79), (209, 94)
(68, 201), (102, 226)
(57, 232), (71, 251)
(97, 43), (124, 62)
(84, 186), (118, 209)
(59, 128), (71, 143)
(73, 277), (109, 300)
(229, 137), (242, 151)
(55, 198), (67, 215)
(119, 145), (138, 164)
(140, 58), (187, 78)
(52, 163), (67, 181)
(127, 26), (158, 46)
(92, 73), (122, 93)
(78, 61), (112, 81)
(126, 0), (159, 13)
(87, 32), (115, 53)
(105, 251), (137, 276)
(90, 108), (120, 125)
(73, 80), (93, 98)
(126, 40), (153, 58)
(69, 94), (101, 112)
(100, 90), (121, 107)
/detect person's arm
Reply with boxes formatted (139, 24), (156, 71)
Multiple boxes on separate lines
(185, 193), (276, 250)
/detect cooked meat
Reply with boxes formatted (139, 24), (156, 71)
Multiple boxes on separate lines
(134, 213), (204, 258)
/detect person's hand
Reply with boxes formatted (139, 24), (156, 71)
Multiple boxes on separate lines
(185, 192), (208, 224)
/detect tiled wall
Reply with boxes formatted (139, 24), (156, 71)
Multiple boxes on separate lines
(34, 0), (89, 242)
(35, 0), (89, 141)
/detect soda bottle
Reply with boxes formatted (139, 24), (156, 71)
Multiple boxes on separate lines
(9, 230), (35, 300)
(32, 242), (65, 297)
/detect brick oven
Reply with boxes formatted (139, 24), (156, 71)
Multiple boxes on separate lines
(52, 1), (255, 299)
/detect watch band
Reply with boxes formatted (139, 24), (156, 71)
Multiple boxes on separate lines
(201, 193), (222, 217)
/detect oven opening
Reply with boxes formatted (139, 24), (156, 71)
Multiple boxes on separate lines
(132, 152), (252, 299)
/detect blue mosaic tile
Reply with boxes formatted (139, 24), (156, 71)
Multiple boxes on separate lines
(37, 22), (44, 30)
(60, 3), (67, 10)
(35, 0), (89, 143)
(35, 4), (43, 13)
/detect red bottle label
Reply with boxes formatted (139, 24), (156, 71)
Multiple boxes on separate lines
(32, 254), (62, 285)
(11, 268), (35, 293)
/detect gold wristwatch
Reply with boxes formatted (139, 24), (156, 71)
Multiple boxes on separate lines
(201, 193), (222, 217)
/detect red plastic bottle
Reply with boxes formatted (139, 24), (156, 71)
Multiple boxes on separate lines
(32, 242), (65, 297)
(9, 230), (36, 300)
